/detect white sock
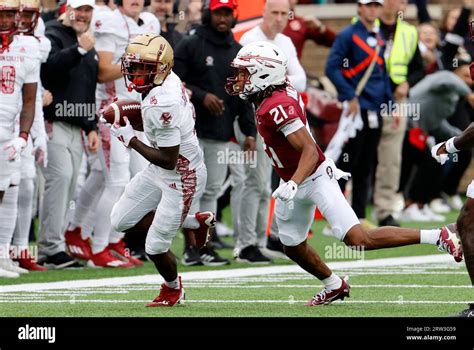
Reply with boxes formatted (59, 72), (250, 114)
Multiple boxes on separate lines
(0, 243), (9, 259)
(12, 178), (34, 248)
(420, 229), (441, 245)
(109, 230), (124, 245)
(322, 273), (343, 290)
(183, 215), (200, 229)
(70, 170), (105, 234)
(165, 276), (180, 290)
(0, 186), (19, 247)
(91, 185), (124, 255)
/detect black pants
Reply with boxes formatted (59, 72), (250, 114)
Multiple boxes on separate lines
(399, 131), (443, 204)
(336, 109), (382, 219)
(442, 149), (472, 196)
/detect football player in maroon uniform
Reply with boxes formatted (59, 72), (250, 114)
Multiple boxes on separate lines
(428, 22), (474, 319)
(226, 41), (464, 306)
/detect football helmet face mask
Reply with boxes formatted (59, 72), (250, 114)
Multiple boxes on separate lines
(18, 0), (40, 34)
(121, 33), (174, 94)
(225, 41), (288, 100)
(0, 0), (20, 36)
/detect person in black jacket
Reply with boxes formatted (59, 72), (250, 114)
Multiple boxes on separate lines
(174, 0), (256, 264)
(38, 0), (99, 269)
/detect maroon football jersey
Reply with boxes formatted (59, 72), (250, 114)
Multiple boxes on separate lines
(256, 85), (326, 182)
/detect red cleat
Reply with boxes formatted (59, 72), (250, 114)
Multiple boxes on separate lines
(108, 240), (144, 266)
(305, 277), (350, 306)
(65, 227), (92, 260)
(438, 224), (463, 262)
(147, 276), (185, 307)
(12, 250), (47, 271)
(87, 247), (134, 268)
(194, 212), (216, 248)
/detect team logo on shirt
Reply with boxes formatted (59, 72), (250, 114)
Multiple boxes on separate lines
(160, 112), (172, 126)
(326, 166), (333, 179)
(150, 96), (157, 105)
(95, 20), (102, 30)
(205, 56), (214, 66)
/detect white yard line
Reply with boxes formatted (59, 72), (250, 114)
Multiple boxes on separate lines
(0, 254), (459, 293)
(0, 299), (470, 305)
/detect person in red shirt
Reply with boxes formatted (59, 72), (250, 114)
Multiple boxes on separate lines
(282, 0), (336, 59)
(226, 41), (464, 306)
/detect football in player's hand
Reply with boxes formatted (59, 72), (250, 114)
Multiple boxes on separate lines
(100, 99), (143, 131)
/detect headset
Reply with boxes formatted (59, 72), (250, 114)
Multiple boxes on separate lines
(201, 0), (238, 28)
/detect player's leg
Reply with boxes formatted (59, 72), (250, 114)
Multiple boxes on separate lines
(457, 184), (474, 284)
(145, 169), (204, 307)
(275, 179), (349, 306)
(317, 160), (462, 261)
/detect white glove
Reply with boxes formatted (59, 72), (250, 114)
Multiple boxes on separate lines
(431, 142), (449, 165)
(33, 136), (48, 167)
(272, 180), (298, 202)
(3, 137), (27, 161)
(109, 117), (136, 147)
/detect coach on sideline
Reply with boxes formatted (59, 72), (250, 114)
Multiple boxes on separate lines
(38, 0), (99, 269)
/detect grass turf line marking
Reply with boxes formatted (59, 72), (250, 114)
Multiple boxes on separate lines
(0, 254), (460, 293)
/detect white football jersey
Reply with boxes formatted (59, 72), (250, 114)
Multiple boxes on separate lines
(141, 71), (204, 174)
(94, 9), (160, 109)
(0, 36), (40, 141)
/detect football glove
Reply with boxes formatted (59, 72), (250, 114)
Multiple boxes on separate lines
(272, 180), (298, 202)
(431, 142), (449, 165)
(33, 136), (48, 167)
(3, 137), (27, 161)
(109, 117), (137, 147)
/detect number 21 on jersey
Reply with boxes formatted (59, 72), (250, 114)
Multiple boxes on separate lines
(263, 141), (284, 168)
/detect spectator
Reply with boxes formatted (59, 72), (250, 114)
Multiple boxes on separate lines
(149, 0), (183, 49)
(240, 0), (306, 92)
(174, 0), (256, 266)
(399, 60), (474, 222)
(283, 0), (336, 59)
(325, 0), (392, 228)
(39, 0), (99, 269)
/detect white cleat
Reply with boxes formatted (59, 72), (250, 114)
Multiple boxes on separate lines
(0, 258), (28, 275)
(0, 266), (19, 278)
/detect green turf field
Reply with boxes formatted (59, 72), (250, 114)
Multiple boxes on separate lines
(0, 207), (471, 317)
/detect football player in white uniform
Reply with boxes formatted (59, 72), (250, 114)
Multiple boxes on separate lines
(0, 0), (38, 278)
(106, 34), (215, 306)
(10, 0), (50, 271)
(64, 0), (160, 268)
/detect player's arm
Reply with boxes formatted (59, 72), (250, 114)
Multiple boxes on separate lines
(97, 51), (122, 83)
(286, 125), (319, 185)
(19, 82), (37, 136)
(432, 122), (474, 164)
(129, 138), (180, 170)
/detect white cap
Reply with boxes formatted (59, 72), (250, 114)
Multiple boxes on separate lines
(67, 0), (94, 8)
(358, 0), (383, 4)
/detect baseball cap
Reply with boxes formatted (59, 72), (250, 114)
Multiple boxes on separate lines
(358, 0), (384, 5)
(67, 0), (94, 8)
(208, 0), (235, 11)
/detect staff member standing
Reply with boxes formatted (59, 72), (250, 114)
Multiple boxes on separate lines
(39, 0), (99, 269)
(325, 0), (392, 228)
(174, 0), (257, 266)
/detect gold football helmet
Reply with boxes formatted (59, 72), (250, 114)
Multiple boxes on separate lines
(18, 0), (40, 34)
(0, 0), (20, 36)
(121, 33), (174, 94)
